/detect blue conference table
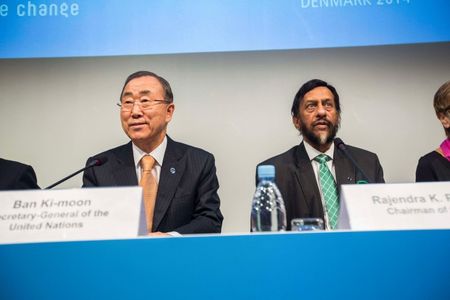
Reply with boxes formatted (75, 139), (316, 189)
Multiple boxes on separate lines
(1, 229), (449, 299)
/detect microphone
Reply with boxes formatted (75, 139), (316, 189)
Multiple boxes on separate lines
(45, 156), (108, 189)
(334, 138), (371, 184)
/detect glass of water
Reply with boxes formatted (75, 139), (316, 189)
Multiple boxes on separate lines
(291, 218), (324, 231)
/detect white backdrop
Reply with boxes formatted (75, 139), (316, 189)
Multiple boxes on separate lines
(1, 42), (449, 233)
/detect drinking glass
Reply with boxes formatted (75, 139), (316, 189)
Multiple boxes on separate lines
(291, 218), (324, 231)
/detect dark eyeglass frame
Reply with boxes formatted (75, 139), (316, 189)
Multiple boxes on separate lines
(117, 99), (170, 111)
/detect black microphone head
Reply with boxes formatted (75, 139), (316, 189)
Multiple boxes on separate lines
(92, 156), (108, 167)
(334, 138), (346, 150)
(89, 156), (108, 167)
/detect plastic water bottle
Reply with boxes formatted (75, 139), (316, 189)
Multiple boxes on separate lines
(251, 165), (287, 232)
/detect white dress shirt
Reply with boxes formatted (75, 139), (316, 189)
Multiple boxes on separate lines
(131, 136), (180, 236)
(132, 136), (167, 183)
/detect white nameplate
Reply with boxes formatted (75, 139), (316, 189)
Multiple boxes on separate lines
(0, 187), (142, 244)
(338, 182), (450, 230)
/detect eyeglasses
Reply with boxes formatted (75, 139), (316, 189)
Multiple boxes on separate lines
(117, 99), (170, 112)
(444, 105), (450, 113)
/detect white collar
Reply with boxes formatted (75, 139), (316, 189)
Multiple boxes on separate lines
(303, 140), (335, 161)
(132, 136), (167, 168)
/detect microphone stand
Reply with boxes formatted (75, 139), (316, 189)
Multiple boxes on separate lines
(335, 138), (372, 184)
(45, 159), (104, 189)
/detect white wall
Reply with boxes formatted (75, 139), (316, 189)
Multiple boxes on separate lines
(1, 42), (449, 233)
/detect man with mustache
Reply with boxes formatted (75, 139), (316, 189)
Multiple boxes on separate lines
(83, 71), (223, 236)
(258, 79), (384, 230)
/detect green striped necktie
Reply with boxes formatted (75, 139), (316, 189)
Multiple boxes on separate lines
(314, 154), (339, 229)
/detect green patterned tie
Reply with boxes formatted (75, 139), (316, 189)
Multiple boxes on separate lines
(314, 154), (339, 229)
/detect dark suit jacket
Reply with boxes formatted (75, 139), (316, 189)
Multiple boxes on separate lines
(416, 150), (450, 182)
(82, 136), (223, 234)
(0, 158), (40, 190)
(258, 140), (384, 230)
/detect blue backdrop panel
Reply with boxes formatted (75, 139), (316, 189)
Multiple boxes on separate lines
(0, 0), (449, 58)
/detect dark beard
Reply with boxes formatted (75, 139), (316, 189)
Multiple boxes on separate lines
(299, 117), (339, 147)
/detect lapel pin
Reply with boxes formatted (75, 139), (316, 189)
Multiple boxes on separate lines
(170, 167), (176, 174)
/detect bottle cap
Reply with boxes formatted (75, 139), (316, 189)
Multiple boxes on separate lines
(258, 165), (275, 180)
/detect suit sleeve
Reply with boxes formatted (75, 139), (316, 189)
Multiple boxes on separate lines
(374, 154), (385, 183)
(173, 154), (223, 234)
(15, 165), (40, 189)
(82, 157), (98, 187)
(415, 156), (435, 182)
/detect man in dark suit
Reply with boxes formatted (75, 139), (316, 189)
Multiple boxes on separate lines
(83, 71), (223, 235)
(0, 158), (40, 190)
(259, 79), (384, 230)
